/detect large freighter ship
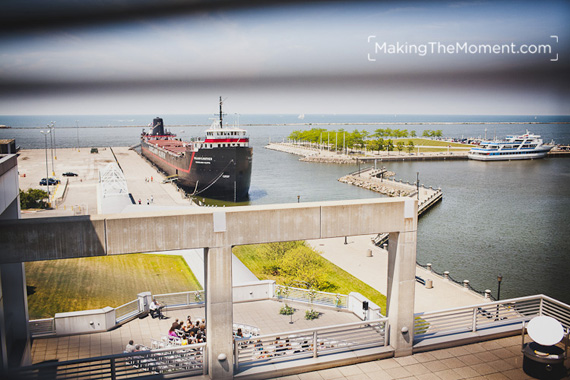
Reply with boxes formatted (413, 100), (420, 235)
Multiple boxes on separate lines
(140, 98), (252, 202)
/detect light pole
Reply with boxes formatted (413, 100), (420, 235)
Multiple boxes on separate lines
(48, 123), (55, 176)
(496, 274), (503, 320)
(416, 172), (420, 200)
(52, 121), (57, 160)
(40, 130), (51, 200)
(497, 274), (502, 301)
(76, 120), (80, 151)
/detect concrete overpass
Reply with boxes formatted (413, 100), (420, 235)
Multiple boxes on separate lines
(1, 165), (418, 378)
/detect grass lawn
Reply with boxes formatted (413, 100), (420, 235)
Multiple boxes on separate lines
(25, 254), (201, 319)
(233, 244), (387, 313)
(396, 138), (474, 148)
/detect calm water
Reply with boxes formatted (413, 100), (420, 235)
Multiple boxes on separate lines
(2, 114), (569, 304)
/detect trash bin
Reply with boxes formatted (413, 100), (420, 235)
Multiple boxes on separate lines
(426, 279), (433, 289)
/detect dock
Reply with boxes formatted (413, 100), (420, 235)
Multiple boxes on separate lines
(339, 167), (442, 215)
(17, 147), (195, 218)
(339, 167), (442, 248)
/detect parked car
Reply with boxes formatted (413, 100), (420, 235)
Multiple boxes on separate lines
(39, 178), (60, 186)
(62, 172), (78, 177)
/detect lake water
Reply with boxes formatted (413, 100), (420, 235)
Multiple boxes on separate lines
(2, 114), (569, 304)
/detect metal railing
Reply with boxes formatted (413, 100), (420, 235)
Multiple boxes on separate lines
(234, 318), (388, 371)
(274, 285), (347, 309)
(154, 290), (205, 309)
(415, 260), (493, 299)
(413, 294), (570, 343)
(29, 318), (55, 337)
(10, 343), (207, 380)
(115, 299), (140, 324)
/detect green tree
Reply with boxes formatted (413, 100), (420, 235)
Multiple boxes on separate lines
(410, 130), (417, 137)
(19, 188), (49, 209)
(386, 139), (394, 152)
(406, 141), (415, 154)
(422, 130), (431, 137)
(396, 141), (405, 154)
(280, 245), (333, 291)
(258, 241), (303, 275)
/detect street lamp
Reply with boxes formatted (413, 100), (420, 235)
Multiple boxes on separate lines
(40, 130), (51, 200)
(497, 274), (503, 301)
(76, 120), (80, 151)
(48, 123), (55, 176)
(416, 172), (420, 200)
(495, 274), (503, 320)
(52, 121), (57, 160)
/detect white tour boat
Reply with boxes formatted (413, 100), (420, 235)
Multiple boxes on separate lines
(468, 131), (554, 161)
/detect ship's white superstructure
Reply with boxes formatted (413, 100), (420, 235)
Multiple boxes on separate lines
(468, 131), (553, 161)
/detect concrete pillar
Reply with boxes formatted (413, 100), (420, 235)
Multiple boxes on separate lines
(137, 291), (152, 315)
(0, 155), (31, 370)
(0, 264), (31, 368)
(0, 271), (6, 370)
(205, 246), (233, 380)
(386, 200), (417, 357)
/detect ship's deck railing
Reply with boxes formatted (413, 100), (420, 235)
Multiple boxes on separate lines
(9, 343), (207, 380)
(413, 294), (570, 345)
(234, 318), (389, 372)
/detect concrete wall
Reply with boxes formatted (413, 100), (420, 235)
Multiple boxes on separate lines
(54, 307), (115, 336)
(233, 281), (274, 303)
(347, 292), (382, 321)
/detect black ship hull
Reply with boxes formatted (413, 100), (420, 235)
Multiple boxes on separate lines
(141, 141), (252, 202)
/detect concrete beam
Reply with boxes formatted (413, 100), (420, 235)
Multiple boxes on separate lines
(0, 198), (411, 264)
(0, 216), (106, 263)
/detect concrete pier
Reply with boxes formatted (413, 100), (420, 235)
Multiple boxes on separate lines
(339, 168), (442, 215)
(17, 148), (194, 218)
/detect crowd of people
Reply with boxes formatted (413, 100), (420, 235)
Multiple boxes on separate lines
(168, 316), (206, 344)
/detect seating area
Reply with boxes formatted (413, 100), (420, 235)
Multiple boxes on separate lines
(123, 344), (205, 376)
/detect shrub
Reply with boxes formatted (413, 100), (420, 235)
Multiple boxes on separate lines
(19, 188), (49, 209)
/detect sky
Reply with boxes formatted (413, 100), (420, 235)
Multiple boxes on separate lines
(0, 0), (569, 115)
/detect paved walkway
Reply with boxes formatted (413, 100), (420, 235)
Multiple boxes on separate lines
(18, 147), (195, 219)
(270, 334), (565, 380)
(31, 299), (568, 379)
(308, 236), (486, 313)
(31, 300), (359, 364)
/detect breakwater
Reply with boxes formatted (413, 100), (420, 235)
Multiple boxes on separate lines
(338, 168), (442, 216)
(344, 167), (443, 252)
(265, 142), (469, 164)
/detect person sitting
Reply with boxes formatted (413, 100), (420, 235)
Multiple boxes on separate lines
(125, 340), (138, 353)
(190, 320), (200, 335)
(171, 319), (181, 330)
(236, 328), (244, 338)
(168, 326), (178, 338)
(149, 298), (165, 319)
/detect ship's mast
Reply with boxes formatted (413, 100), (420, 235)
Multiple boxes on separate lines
(219, 96), (223, 128)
